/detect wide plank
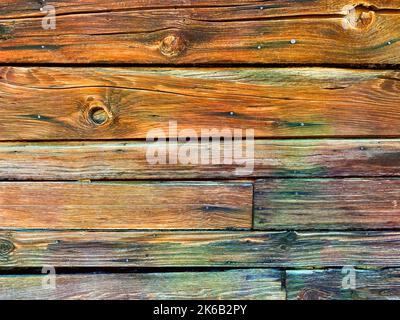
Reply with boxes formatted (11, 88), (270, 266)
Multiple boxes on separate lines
(287, 269), (400, 300)
(0, 269), (284, 300)
(1, 230), (400, 267)
(0, 2), (399, 64)
(1, 139), (399, 180)
(0, 181), (252, 229)
(1, 67), (400, 140)
(255, 178), (400, 230)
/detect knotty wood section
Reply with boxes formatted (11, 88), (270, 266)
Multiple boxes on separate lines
(1, 230), (400, 267)
(1, 67), (400, 140)
(1, 139), (400, 180)
(0, 269), (284, 300)
(286, 269), (400, 300)
(0, 181), (252, 229)
(0, 1), (399, 64)
(255, 178), (400, 230)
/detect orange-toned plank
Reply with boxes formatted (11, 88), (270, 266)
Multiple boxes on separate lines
(1, 67), (400, 140)
(0, 181), (253, 229)
(0, 2), (399, 64)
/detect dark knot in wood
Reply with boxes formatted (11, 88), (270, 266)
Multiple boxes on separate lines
(160, 34), (187, 57)
(0, 239), (14, 256)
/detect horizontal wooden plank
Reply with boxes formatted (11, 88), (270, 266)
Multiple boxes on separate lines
(287, 269), (400, 300)
(0, 269), (284, 300)
(3, 1), (399, 19)
(1, 67), (400, 140)
(1, 139), (400, 180)
(0, 181), (252, 229)
(254, 178), (400, 230)
(0, 1), (399, 64)
(1, 230), (400, 267)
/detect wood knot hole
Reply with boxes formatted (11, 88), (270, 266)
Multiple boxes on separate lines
(342, 4), (375, 30)
(0, 239), (14, 256)
(87, 104), (111, 126)
(160, 34), (187, 57)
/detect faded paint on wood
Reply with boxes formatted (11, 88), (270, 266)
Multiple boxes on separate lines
(1, 230), (400, 267)
(0, 1), (399, 64)
(0, 181), (253, 229)
(0, 269), (284, 300)
(254, 178), (400, 230)
(1, 67), (400, 140)
(1, 139), (399, 180)
(286, 268), (400, 300)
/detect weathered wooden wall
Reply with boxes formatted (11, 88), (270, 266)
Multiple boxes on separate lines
(1, 0), (400, 300)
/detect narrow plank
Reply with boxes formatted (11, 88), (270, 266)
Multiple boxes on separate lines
(1, 230), (400, 267)
(254, 178), (400, 230)
(1, 67), (400, 140)
(1, 139), (399, 180)
(0, 181), (252, 229)
(287, 269), (400, 300)
(2, 0), (398, 19)
(0, 2), (399, 64)
(0, 269), (284, 300)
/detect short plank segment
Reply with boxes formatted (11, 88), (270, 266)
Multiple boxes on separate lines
(0, 269), (284, 300)
(255, 178), (400, 230)
(1, 67), (400, 140)
(1, 139), (400, 180)
(0, 181), (253, 230)
(1, 231), (400, 267)
(0, 1), (399, 64)
(287, 269), (400, 300)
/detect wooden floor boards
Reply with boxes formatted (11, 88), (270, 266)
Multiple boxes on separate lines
(1, 0), (400, 300)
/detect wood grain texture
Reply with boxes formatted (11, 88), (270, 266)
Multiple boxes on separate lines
(0, 181), (252, 230)
(254, 178), (400, 230)
(1, 139), (400, 180)
(1, 67), (400, 140)
(1, 230), (400, 267)
(0, 1), (399, 64)
(3, 0), (399, 19)
(0, 269), (284, 300)
(287, 269), (400, 300)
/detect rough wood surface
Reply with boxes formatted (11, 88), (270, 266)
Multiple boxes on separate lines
(1, 67), (400, 140)
(1, 230), (400, 267)
(254, 178), (400, 230)
(0, 269), (284, 300)
(287, 268), (400, 300)
(0, 181), (252, 230)
(1, 139), (400, 180)
(0, 1), (399, 64)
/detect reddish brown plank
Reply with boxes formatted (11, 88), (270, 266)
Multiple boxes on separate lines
(0, 1), (399, 64)
(0, 181), (252, 229)
(1, 67), (400, 140)
(254, 178), (400, 230)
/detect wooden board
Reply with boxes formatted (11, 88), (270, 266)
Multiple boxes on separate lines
(1, 139), (400, 180)
(286, 268), (400, 300)
(254, 178), (400, 230)
(1, 230), (400, 267)
(0, 181), (252, 230)
(3, 1), (399, 19)
(0, 1), (399, 64)
(1, 67), (400, 140)
(0, 269), (284, 300)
